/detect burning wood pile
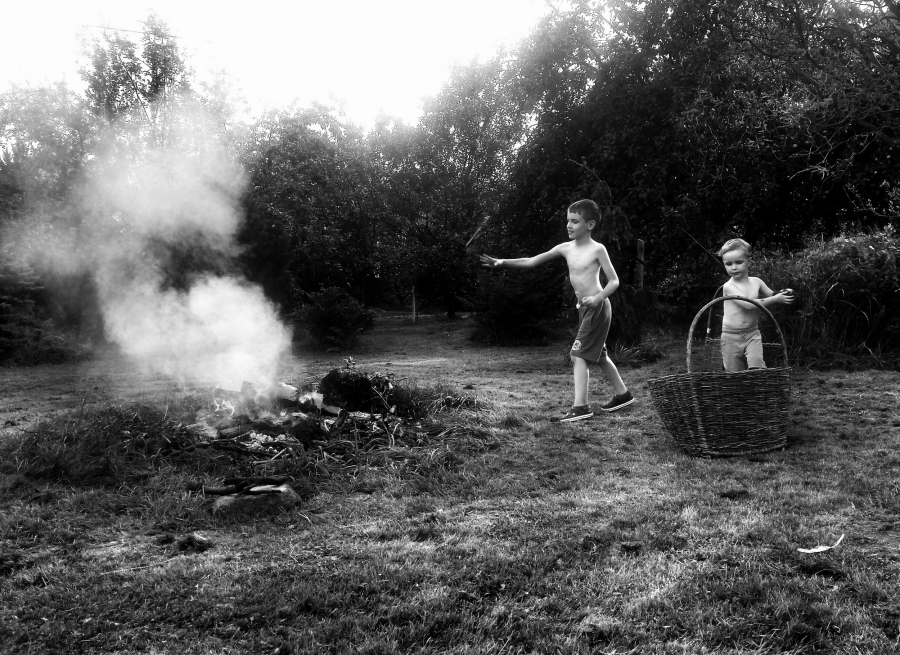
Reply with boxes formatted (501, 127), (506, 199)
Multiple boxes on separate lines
(187, 360), (485, 482)
(0, 360), (491, 516)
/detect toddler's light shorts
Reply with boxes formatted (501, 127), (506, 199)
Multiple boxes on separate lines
(721, 326), (765, 371)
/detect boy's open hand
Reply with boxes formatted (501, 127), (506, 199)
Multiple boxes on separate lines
(480, 254), (503, 268)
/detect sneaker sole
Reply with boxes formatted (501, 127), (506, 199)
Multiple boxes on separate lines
(601, 398), (635, 412)
(560, 412), (594, 422)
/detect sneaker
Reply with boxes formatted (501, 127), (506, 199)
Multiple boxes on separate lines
(601, 390), (635, 412)
(550, 406), (594, 423)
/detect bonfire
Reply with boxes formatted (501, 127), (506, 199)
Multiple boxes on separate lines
(1, 359), (490, 508)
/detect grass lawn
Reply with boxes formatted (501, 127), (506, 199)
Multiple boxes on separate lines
(1, 315), (899, 654)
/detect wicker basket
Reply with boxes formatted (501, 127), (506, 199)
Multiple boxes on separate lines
(649, 295), (791, 457)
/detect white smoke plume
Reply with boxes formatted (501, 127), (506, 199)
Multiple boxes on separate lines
(102, 275), (289, 390)
(9, 103), (292, 389)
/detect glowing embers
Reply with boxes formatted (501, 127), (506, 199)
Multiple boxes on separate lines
(213, 398), (235, 418)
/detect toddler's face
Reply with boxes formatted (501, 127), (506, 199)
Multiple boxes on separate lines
(722, 249), (750, 278)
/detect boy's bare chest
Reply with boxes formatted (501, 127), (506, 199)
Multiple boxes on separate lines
(565, 249), (599, 275)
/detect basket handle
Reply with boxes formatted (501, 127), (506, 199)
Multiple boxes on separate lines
(687, 295), (790, 372)
(705, 286), (724, 337)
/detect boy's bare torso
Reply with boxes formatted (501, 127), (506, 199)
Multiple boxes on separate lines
(558, 240), (606, 300)
(722, 277), (766, 330)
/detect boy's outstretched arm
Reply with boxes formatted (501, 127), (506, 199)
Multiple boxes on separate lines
(480, 247), (561, 269)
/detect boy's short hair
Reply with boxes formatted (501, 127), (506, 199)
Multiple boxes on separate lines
(718, 238), (752, 259)
(568, 199), (601, 226)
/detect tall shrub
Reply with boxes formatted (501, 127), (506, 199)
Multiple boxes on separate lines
(294, 287), (375, 351)
(0, 256), (91, 365)
(470, 268), (566, 345)
(754, 228), (900, 368)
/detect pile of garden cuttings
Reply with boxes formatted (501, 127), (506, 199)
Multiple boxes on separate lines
(0, 362), (495, 491)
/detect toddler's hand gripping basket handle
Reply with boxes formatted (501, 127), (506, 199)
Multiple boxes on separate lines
(687, 295), (790, 372)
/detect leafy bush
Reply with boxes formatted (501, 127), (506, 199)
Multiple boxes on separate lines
(7, 327), (93, 366)
(607, 285), (664, 348)
(609, 342), (666, 367)
(470, 268), (567, 345)
(294, 287), (375, 350)
(0, 256), (43, 361)
(0, 256), (92, 366)
(471, 266), (663, 349)
(754, 227), (900, 368)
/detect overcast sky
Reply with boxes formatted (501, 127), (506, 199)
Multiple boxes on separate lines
(1, 0), (549, 128)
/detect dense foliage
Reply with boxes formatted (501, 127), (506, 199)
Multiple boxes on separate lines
(0, 251), (91, 365)
(754, 228), (900, 367)
(294, 287), (375, 350)
(1, 3), (898, 363)
(470, 266), (568, 345)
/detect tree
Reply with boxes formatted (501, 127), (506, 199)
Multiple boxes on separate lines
(1, 14), (245, 354)
(492, 0), (900, 317)
(714, 0), (900, 221)
(81, 14), (191, 147)
(240, 105), (411, 312)
(0, 82), (97, 337)
(409, 58), (528, 317)
(0, 83), (88, 212)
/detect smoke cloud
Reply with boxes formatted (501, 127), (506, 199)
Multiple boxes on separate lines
(10, 104), (292, 389)
(102, 275), (289, 390)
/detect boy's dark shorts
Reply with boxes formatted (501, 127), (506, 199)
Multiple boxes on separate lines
(569, 298), (611, 363)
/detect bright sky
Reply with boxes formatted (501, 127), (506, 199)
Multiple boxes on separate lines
(1, 0), (550, 128)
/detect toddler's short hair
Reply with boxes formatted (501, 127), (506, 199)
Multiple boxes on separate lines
(718, 238), (752, 259)
(568, 199), (601, 225)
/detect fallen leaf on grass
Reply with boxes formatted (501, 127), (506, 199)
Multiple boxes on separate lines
(797, 533), (844, 554)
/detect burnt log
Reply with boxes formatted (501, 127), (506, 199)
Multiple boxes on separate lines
(289, 413), (324, 447)
(217, 424), (255, 438)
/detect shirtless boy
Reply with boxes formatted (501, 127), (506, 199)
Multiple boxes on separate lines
(718, 238), (794, 371)
(480, 199), (633, 422)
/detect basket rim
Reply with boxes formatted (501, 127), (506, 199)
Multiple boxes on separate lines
(687, 295), (789, 371)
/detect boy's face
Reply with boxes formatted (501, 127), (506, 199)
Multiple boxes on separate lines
(722, 248), (750, 279)
(566, 211), (595, 240)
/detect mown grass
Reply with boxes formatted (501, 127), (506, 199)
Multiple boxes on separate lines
(1, 316), (899, 654)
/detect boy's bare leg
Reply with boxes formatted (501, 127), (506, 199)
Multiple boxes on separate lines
(597, 354), (628, 396)
(572, 355), (590, 407)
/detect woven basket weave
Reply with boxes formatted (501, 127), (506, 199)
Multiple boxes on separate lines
(649, 295), (791, 457)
